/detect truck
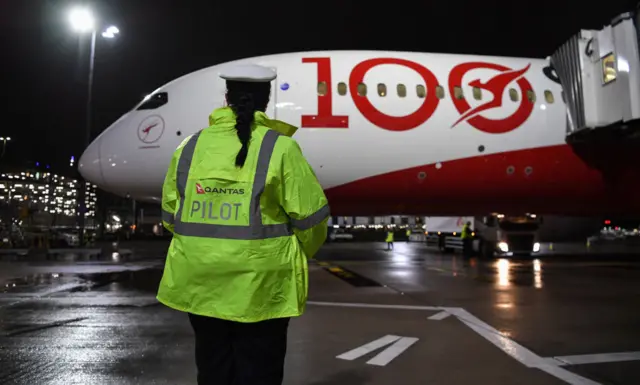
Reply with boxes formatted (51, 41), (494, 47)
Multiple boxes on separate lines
(424, 214), (542, 258)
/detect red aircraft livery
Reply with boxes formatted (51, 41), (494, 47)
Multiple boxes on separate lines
(301, 57), (535, 134)
(449, 62), (534, 134)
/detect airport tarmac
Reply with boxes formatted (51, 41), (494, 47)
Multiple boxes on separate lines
(1, 242), (639, 384)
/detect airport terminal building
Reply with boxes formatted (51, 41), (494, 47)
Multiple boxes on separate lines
(0, 168), (97, 228)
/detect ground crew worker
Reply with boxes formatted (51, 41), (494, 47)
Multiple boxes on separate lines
(386, 228), (394, 250)
(406, 228), (411, 242)
(156, 64), (330, 385)
(461, 221), (473, 258)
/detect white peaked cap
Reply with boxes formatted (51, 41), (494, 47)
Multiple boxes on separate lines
(219, 64), (277, 82)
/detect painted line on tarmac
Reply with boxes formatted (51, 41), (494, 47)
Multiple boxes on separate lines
(447, 308), (601, 385)
(318, 264), (382, 287)
(308, 301), (602, 385)
(366, 336), (420, 366)
(336, 334), (419, 366)
(546, 351), (640, 366)
(428, 311), (452, 320)
(336, 334), (401, 361)
(308, 301), (441, 311)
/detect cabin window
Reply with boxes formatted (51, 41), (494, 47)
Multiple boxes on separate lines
(397, 84), (407, 97)
(317, 81), (327, 96)
(527, 90), (536, 103)
(357, 83), (367, 96)
(377, 83), (387, 97)
(454, 86), (464, 100)
(436, 85), (445, 99)
(416, 85), (426, 98)
(544, 90), (554, 103)
(472, 87), (482, 100)
(137, 92), (169, 110)
(509, 88), (519, 102)
(337, 82), (347, 96)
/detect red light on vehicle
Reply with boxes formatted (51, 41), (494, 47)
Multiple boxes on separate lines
(604, 220), (611, 225)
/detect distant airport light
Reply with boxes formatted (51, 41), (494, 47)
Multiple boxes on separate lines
(102, 25), (120, 38)
(69, 8), (95, 33)
(604, 219), (611, 225)
(0, 137), (10, 141)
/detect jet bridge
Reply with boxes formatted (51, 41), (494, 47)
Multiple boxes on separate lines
(550, 7), (640, 173)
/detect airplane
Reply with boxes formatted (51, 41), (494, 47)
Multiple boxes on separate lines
(78, 50), (640, 219)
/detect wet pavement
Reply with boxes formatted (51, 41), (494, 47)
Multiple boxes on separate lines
(1, 242), (639, 384)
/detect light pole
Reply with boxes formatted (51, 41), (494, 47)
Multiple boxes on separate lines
(69, 7), (120, 246)
(0, 137), (10, 158)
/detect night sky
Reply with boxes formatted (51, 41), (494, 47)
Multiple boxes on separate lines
(1, 0), (638, 172)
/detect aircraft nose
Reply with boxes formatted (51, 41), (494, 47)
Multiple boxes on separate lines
(78, 137), (104, 186)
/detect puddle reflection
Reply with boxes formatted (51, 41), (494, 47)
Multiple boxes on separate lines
(497, 259), (511, 287)
(1, 273), (68, 293)
(534, 259), (543, 289)
(1, 269), (163, 294)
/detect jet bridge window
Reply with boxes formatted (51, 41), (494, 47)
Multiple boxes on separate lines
(602, 53), (617, 84)
(337, 82), (347, 96)
(544, 90), (554, 104)
(136, 92), (168, 110)
(317, 81), (328, 96)
(377, 83), (387, 97)
(509, 88), (519, 102)
(416, 85), (426, 98)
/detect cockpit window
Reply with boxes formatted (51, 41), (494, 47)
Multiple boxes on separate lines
(136, 92), (168, 110)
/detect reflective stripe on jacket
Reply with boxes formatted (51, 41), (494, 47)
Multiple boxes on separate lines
(157, 107), (329, 322)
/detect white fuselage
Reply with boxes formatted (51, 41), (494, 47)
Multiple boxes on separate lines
(78, 51), (640, 216)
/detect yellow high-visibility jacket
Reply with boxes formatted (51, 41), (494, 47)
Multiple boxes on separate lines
(157, 107), (329, 322)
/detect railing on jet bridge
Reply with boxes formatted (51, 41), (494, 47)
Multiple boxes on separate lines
(550, 9), (640, 135)
(551, 34), (586, 133)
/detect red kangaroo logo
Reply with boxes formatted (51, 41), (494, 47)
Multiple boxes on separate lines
(453, 64), (531, 127)
(142, 123), (158, 135)
(449, 62), (534, 134)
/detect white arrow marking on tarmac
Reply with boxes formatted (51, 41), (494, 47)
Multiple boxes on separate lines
(311, 301), (603, 385)
(336, 335), (419, 366)
(428, 311), (451, 320)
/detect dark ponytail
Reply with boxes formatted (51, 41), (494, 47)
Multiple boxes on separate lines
(230, 95), (255, 167)
(225, 80), (271, 168)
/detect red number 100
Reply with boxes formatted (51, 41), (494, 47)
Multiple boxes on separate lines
(301, 57), (441, 132)
(301, 58), (349, 128)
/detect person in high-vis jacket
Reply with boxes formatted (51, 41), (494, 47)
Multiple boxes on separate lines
(461, 221), (473, 258)
(157, 64), (329, 385)
(385, 228), (394, 250)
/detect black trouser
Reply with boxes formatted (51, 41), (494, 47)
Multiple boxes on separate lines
(462, 238), (472, 258)
(387, 241), (394, 250)
(188, 313), (290, 385)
